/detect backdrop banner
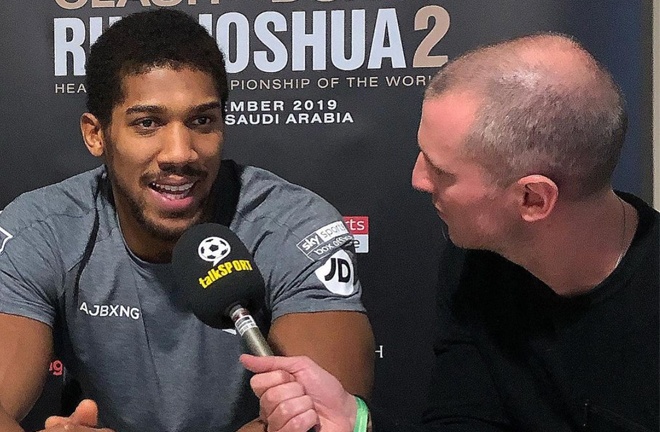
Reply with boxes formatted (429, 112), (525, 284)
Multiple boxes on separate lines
(0, 1), (651, 429)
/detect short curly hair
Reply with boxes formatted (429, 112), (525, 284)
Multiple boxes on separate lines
(85, 9), (228, 127)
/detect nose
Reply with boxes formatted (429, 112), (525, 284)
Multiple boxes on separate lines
(157, 123), (198, 167)
(411, 152), (432, 193)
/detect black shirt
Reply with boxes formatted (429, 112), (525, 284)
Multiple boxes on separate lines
(375, 193), (658, 432)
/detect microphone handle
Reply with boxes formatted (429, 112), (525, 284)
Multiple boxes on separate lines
(229, 304), (274, 357)
(230, 305), (315, 432)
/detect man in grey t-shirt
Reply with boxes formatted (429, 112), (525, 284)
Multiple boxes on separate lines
(0, 9), (374, 432)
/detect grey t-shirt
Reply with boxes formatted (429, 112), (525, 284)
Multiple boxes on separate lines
(0, 162), (365, 432)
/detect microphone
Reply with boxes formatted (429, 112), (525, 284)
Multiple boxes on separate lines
(172, 223), (273, 356)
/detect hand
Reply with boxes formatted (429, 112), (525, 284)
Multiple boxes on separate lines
(39, 399), (114, 431)
(240, 354), (357, 432)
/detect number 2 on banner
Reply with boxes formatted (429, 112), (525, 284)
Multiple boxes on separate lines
(413, 6), (450, 68)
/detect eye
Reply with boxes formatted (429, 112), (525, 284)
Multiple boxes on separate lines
(131, 118), (158, 130)
(139, 119), (154, 128)
(432, 165), (448, 177)
(191, 116), (212, 126)
(422, 154), (446, 177)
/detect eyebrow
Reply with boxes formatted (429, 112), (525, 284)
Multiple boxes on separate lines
(419, 149), (434, 166)
(190, 101), (222, 114)
(125, 105), (164, 116)
(420, 149), (451, 175)
(124, 101), (222, 116)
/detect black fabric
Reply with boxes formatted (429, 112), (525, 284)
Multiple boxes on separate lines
(374, 193), (659, 432)
(212, 159), (242, 227)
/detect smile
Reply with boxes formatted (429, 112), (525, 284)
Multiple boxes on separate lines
(149, 181), (195, 200)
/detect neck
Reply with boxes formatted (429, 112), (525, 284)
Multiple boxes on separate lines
(116, 208), (178, 264)
(502, 190), (637, 297)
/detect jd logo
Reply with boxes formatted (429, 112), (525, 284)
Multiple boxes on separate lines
(323, 258), (352, 283)
(315, 249), (355, 296)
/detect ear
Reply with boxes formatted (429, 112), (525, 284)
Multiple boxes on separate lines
(514, 175), (558, 222)
(80, 113), (106, 157)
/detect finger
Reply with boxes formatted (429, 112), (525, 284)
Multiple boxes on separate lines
(240, 354), (311, 375)
(265, 395), (317, 432)
(250, 369), (297, 398)
(44, 399), (100, 429)
(259, 381), (307, 419)
(39, 424), (115, 432)
(68, 399), (99, 426)
(44, 415), (67, 428)
(259, 382), (313, 424)
(279, 408), (319, 432)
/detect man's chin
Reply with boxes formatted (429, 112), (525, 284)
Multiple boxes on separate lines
(445, 229), (476, 250)
(143, 214), (201, 242)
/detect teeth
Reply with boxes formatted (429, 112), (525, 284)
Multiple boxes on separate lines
(156, 183), (194, 193)
(150, 182), (195, 200)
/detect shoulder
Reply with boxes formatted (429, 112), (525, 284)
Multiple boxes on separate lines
(227, 164), (359, 297)
(2, 166), (105, 224)
(237, 164), (340, 217)
(618, 192), (658, 281)
(0, 166), (108, 266)
(620, 192), (658, 259)
(621, 192), (659, 231)
(233, 164), (346, 241)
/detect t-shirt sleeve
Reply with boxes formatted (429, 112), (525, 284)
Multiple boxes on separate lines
(256, 217), (366, 320)
(0, 207), (61, 327)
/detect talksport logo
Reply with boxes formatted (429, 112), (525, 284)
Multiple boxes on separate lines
(197, 235), (254, 290)
(198, 236), (231, 266)
(198, 259), (254, 289)
(343, 216), (368, 253)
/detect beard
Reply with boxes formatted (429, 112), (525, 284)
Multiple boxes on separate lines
(105, 162), (210, 243)
(120, 184), (202, 242)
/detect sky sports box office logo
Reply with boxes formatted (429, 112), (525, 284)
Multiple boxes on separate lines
(296, 217), (369, 260)
(344, 216), (368, 253)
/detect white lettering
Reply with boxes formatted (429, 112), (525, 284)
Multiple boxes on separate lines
(54, 18), (86, 77)
(331, 10), (366, 71)
(291, 11), (326, 71)
(79, 301), (141, 320)
(225, 113), (280, 126)
(120, 305), (131, 317)
(53, 9), (413, 77)
(254, 12), (288, 73)
(367, 9), (406, 69)
(216, 12), (250, 73)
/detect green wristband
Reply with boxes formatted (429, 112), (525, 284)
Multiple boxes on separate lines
(354, 396), (369, 432)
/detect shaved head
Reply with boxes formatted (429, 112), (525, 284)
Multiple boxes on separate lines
(425, 33), (627, 199)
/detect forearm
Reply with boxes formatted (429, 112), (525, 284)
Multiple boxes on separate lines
(268, 311), (375, 399)
(0, 314), (53, 432)
(0, 408), (25, 432)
